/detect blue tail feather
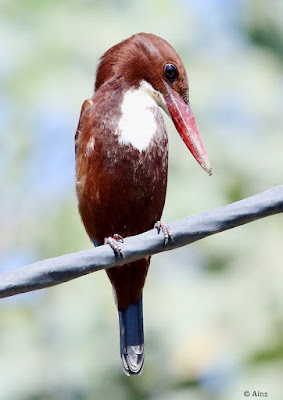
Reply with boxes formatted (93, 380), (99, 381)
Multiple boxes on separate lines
(92, 238), (99, 247)
(118, 297), (144, 376)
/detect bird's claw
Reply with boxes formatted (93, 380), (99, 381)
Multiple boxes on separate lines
(154, 220), (174, 245)
(113, 234), (124, 243)
(104, 235), (125, 258)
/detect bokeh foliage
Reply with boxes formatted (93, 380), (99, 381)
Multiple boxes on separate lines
(0, 1), (282, 399)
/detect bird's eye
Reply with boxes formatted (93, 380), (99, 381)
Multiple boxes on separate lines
(164, 64), (178, 83)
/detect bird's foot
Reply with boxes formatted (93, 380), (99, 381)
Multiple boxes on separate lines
(154, 220), (174, 245)
(104, 234), (125, 258)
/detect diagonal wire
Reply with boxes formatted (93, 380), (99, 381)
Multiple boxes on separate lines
(0, 185), (282, 299)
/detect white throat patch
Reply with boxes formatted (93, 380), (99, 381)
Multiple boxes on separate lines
(115, 81), (168, 152)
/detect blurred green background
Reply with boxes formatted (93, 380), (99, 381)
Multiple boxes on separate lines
(0, 0), (282, 399)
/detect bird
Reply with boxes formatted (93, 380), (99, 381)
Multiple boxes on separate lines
(75, 33), (211, 376)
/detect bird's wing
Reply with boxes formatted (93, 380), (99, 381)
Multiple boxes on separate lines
(75, 98), (94, 156)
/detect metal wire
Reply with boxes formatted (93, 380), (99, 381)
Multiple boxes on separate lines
(0, 185), (282, 299)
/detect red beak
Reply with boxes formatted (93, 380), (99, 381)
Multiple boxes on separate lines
(165, 85), (212, 176)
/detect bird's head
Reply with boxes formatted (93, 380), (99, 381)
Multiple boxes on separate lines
(95, 33), (211, 175)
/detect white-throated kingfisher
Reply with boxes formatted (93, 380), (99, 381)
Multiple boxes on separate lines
(75, 33), (211, 375)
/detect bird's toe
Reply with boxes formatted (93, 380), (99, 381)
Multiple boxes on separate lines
(154, 220), (174, 245)
(104, 235), (125, 258)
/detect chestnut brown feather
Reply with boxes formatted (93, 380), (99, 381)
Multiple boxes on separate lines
(75, 33), (204, 375)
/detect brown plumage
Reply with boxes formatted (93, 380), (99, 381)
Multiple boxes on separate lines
(75, 33), (211, 375)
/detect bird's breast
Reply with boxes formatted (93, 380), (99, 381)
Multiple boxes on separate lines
(76, 83), (169, 241)
(115, 83), (163, 153)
